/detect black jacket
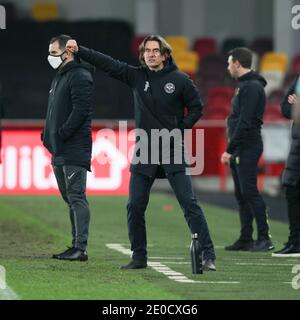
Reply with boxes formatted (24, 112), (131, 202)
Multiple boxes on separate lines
(78, 46), (203, 177)
(227, 71), (267, 154)
(281, 75), (300, 187)
(42, 61), (94, 171)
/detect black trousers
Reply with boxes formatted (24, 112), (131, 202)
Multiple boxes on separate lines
(230, 142), (270, 241)
(53, 165), (90, 251)
(127, 171), (216, 261)
(286, 183), (300, 246)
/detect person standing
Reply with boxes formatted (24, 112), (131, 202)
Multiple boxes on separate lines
(221, 47), (274, 252)
(272, 76), (300, 257)
(42, 34), (94, 261)
(66, 35), (216, 271)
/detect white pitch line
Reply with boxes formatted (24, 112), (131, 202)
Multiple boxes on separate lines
(235, 262), (296, 266)
(0, 287), (19, 300)
(164, 262), (189, 265)
(106, 243), (240, 285)
(149, 257), (185, 260)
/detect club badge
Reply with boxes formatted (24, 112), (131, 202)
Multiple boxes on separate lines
(164, 82), (175, 94)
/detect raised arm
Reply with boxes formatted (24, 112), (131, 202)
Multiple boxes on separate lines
(66, 39), (138, 86)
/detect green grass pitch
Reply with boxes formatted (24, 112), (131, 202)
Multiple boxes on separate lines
(0, 193), (299, 300)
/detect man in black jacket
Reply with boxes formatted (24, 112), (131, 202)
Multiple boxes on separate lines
(221, 47), (274, 252)
(272, 76), (300, 257)
(42, 34), (94, 261)
(66, 35), (216, 271)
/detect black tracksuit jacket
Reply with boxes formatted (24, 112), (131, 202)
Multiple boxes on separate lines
(227, 71), (267, 155)
(42, 61), (94, 171)
(281, 75), (300, 187)
(77, 46), (203, 177)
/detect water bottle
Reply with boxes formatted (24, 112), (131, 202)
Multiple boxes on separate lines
(190, 233), (203, 274)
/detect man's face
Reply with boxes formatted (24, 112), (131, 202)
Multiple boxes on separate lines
(227, 55), (239, 79)
(48, 41), (65, 57)
(143, 40), (166, 70)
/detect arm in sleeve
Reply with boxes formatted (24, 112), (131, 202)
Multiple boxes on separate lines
(281, 75), (298, 119)
(226, 84), (260, 154)
(59, 70), (93, 141)
(180, 77), (203, 129)
(78, 46), (138, 86)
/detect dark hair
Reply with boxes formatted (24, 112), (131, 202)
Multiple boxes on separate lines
(139, 35), (172, 65)
(50, 34), (72, 50)
(228, 47), (253, 69)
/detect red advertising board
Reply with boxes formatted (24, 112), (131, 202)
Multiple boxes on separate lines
(0, 130), (134, 195)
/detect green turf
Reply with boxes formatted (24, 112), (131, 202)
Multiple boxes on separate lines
(0, 193), (299, 300)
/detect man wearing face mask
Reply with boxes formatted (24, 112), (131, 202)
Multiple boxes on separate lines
(42, 34), (94, 261)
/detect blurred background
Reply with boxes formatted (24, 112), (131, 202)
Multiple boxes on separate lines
(0, 0), (299, 220)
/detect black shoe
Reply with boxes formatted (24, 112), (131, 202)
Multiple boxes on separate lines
(203, 259), (216, 271)
(120, 260), (147, 270)
(272, 244), (300, 257)
(52, 247), (74, 259)
(251, 239), (274, 252)
(225, 239), (254, 251)
(53, 247), (88, 261)
(272, 242), (291, 254)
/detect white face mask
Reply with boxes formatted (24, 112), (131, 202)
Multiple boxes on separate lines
(47, 52), (65, 69)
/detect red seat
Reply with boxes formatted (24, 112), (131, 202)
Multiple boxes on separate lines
(203, 87), (234, 120)
(199, 54), (227, 77)
(131, 35), (147, 58)
(264, 103), (284, 121)
(291, 54), (300, 73)
(192, 38), (217, 60)
(268, 89), (285, 104)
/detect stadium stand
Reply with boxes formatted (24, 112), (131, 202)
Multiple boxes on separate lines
(0, 22), (298, 122)
(32, 2), (59, 21)
(192, 37), (217, 60)
(0, 20), (135, 119)
(250, 37), (273, 57)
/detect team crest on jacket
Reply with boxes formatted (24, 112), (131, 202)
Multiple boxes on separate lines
(164, 82), (175, 94)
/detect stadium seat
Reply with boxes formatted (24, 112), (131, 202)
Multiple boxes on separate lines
(260, 52), (288, 96)
(165, 35), (189, 51)
(268, 89), (285, 104)
(192, 38), (217, 60)
(221, 38), (246, 54)
(204, 86), (234, 119)
(291, 54), (300, 73)
(260, 52), (288, 73)
(264, 103), (285, 121)
(198, 54), (227, 77)
(261, 71), (285, 96)
(32, 2), (59, 21)
(250, 38), (273, 57)
(131, 35), (147, 58)
(172, 50), (199, 73)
